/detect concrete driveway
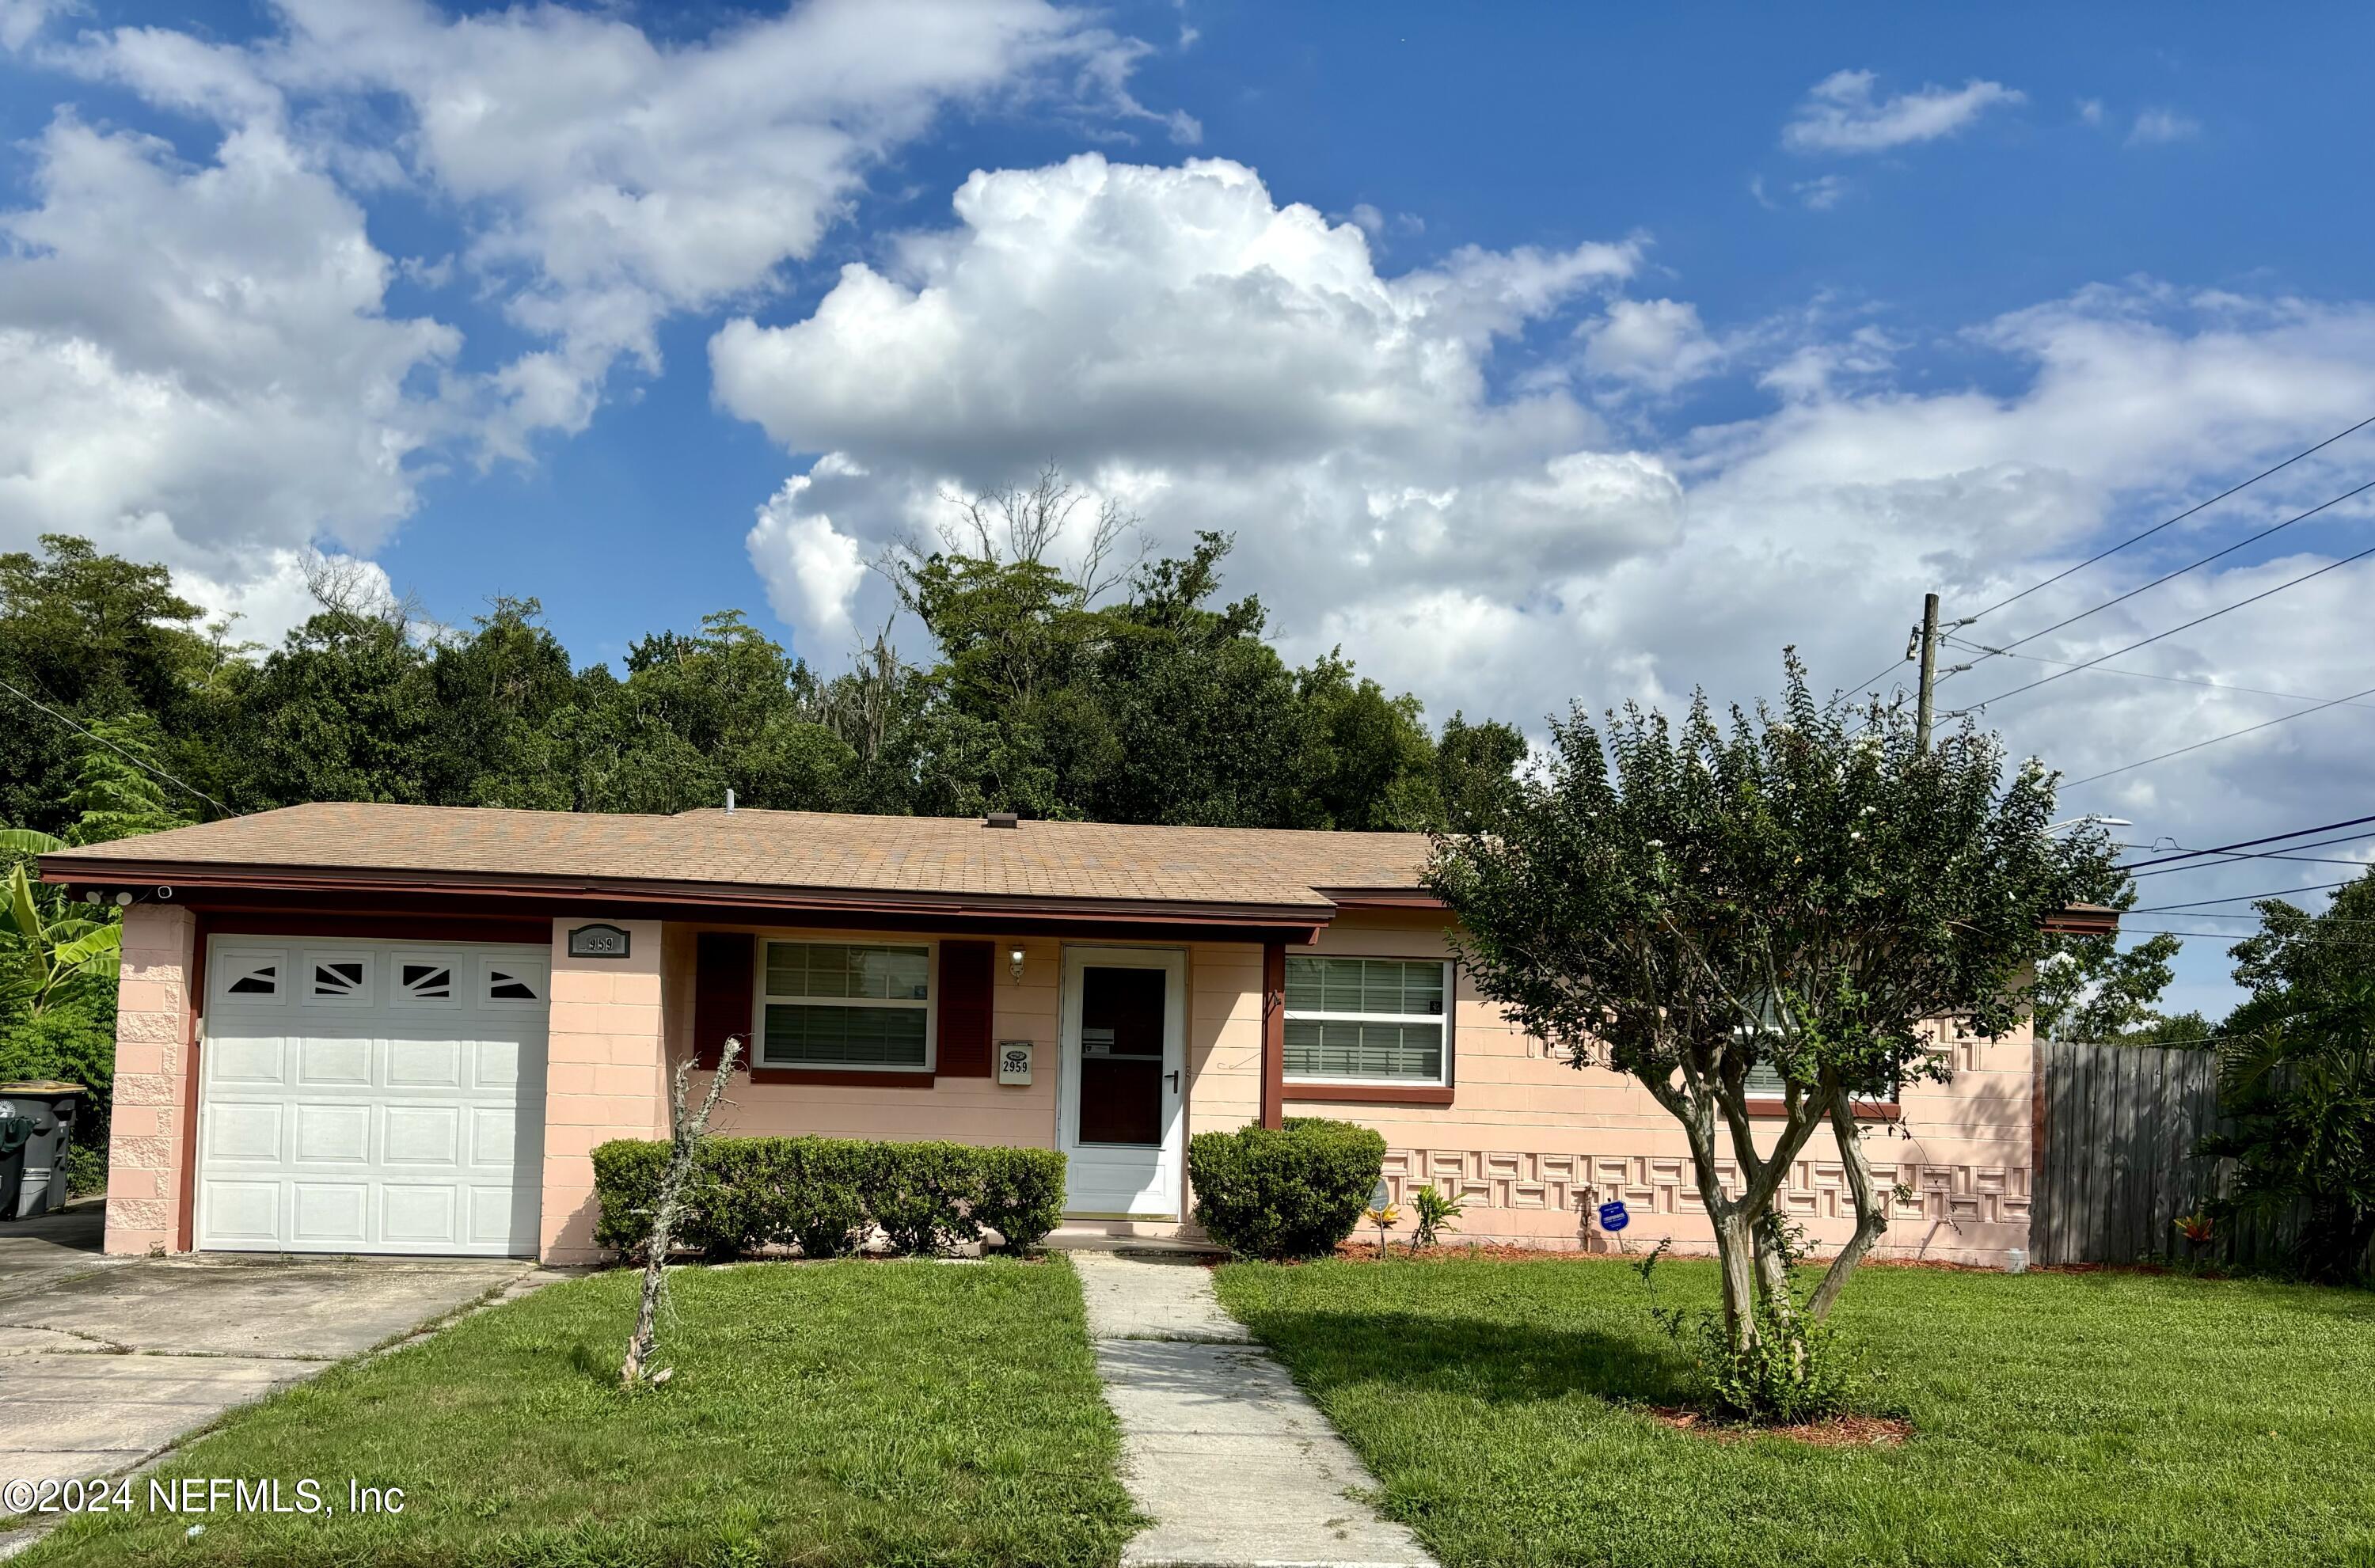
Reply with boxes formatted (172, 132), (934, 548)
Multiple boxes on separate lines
(0, 1203), (545, 1490)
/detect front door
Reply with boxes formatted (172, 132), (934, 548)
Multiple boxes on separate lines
(1057, 947), (1186, 1220)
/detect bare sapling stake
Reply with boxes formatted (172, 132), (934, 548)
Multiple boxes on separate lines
(621, 1035), (742, 1389)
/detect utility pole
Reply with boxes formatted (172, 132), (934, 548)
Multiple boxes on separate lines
(1913, 591), (1940, 754)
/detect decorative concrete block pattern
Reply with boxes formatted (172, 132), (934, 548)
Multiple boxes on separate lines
(1314, 909), (2037, 1265)
(1378, 1147), (2030, 1228)
(103, 904), (196, 1256)
(538, 917), (667, 1264)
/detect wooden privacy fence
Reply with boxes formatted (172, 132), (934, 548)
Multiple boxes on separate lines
(2030, 1039), (2306, 1270)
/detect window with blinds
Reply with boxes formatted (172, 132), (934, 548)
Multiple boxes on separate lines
(758, 942), (933, 1070)
(1283, 955), (1451, 1084)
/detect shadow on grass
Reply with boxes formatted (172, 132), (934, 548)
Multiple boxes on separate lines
(565, 1336), (625, 1388)
(1238, 1306), (1699, 1409)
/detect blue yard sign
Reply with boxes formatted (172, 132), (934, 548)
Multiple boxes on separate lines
(1598, 1201), (1630, 1232)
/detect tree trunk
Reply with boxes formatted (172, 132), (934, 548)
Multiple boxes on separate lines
(1712, 1205), (1760, 1350)
(1805, 1095), (1890, 1321)
(621, 1035), (743, 1388)
(1753, 1211), (1796, 1325)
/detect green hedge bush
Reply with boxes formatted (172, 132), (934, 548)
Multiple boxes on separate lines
(591, 1136), (1067, 1260)
(1187, 1117), (1387, 1260)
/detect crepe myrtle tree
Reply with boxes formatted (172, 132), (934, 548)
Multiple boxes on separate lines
(1424, 655), (2113, 1346)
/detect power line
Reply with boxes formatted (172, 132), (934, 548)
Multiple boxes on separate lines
(1939, 635), (2375, 712)
(2121, 924), (2375, 951)
(0, 676), (234, 819)
(2120, 813), (2375, 871)
(1946, 539), (2375, 716)
(1946, 478), (2375, 682)
(2133, 908), (2375, 927)
(1959, 412), (2375, 625)
(2130, 880), (2351, 913)
(2129, 827), (2375, 878)
(2063, 681), (2375, 788)
(1823, 655), (1913, 714)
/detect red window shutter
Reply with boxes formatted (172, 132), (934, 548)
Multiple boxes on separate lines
(937, 940), (994, 1077)
(694, 932), (755, 1070)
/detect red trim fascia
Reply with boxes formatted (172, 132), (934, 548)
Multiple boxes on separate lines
(175, 910), (209, 1253)
(1260, 942), (1285, 1129)
(1744, 1097), (1902, 1122)
(92, 887), (1324, 947)
(1314, 887), (1444, 909)
(40, 857), (1332, 932)
(1282, 1083), (1454, 1107)
(747, 1068), (937, 1089)
(201, 911), (551, 944)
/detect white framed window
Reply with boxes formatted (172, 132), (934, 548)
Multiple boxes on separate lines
(211, 947), (288, 1007)
(755, 940), (935, 1072)
(1283, 956), (1451, 1086)
(302, 951), (375, 1008)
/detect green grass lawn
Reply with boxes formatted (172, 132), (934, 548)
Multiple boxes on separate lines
(28, 1259), (1138, 1568)
(1214, 1255), (2375, 1568)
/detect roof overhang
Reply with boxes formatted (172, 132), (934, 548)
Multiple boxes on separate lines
(38, 855), (1339, 941)
(1316, 886), (1446, 910)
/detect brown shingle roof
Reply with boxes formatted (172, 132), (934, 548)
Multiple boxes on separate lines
(41, 803), (1432, 914)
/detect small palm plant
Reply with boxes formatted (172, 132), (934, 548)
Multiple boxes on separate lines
(1408, 1183), (1464, 1253)
(1363, 1201), (1400, 1258)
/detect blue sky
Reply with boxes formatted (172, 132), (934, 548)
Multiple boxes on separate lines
(4, 0), (2373, 1018)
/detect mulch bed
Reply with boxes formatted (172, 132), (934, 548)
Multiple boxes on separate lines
(1649, 1407), (1913, 1448)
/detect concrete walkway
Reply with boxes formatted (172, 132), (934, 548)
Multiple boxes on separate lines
(1071, 1250), (1437, 1568)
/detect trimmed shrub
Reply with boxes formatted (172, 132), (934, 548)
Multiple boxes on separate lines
(977, 1145), (1068, 1251)
(591, 1139), (673, 1255)
(873, 1141), (986, 1255)
(591, 1135), (1067, 1260)
(1188, 1117), (1387, 1260)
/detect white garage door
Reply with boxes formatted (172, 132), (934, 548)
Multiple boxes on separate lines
(196, 937), (549, 1256)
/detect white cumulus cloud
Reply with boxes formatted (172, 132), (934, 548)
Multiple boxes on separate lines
(0, 112), (455, 606)
(1580, 298), (1727, 393)
(712, 154), (1671, 678)
(1784, 68), (2024, 154)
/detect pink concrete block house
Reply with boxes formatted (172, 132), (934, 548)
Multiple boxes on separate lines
(41, 803), (2111, 1266)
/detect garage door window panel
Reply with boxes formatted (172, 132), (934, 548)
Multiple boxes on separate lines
(389, 951), (465, 1010)
(305, 952), (374, 1007)
(480, 956), (547, 1007)
(213, 948), (287, 1006)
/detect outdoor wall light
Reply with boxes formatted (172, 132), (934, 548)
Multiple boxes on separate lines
(1009, 946), (1026, 981)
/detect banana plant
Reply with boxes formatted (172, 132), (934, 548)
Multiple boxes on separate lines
(0, 829), (121, 1018)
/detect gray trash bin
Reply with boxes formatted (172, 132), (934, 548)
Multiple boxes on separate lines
(0, 1083), (86, 1220)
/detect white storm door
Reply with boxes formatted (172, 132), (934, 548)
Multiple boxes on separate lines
(196, 939), (549, 1256)
(1057, 947), (1187, 1220)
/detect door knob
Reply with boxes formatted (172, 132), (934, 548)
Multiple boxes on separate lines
(1165, 1070), (1180, 1094)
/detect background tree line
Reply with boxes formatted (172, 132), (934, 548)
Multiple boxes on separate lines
(1, 523), (1526, 839)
